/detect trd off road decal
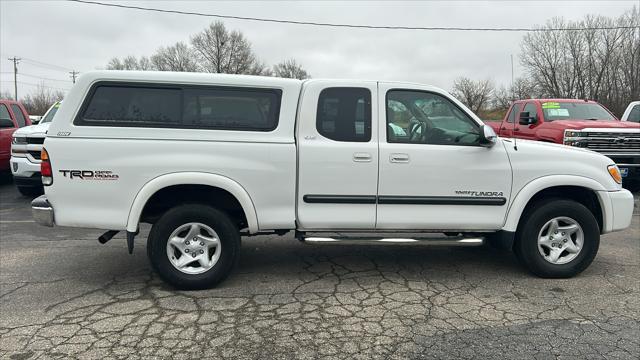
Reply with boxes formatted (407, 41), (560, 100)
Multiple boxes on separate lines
(455, 190), (504, 197)
(59, 170), (119, 180)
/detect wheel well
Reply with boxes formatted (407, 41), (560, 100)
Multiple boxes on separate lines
(140, 185), (248, 229)
(519, 185), (603, 232)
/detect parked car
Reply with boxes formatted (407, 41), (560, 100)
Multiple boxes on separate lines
(0, 99), (31, 172)
(487, 99), (640, 191)
(621, 101), (640, 123)
(32, 71), (634, 289)
(10, 101), (61, 196)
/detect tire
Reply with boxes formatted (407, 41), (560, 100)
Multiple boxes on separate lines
(513, 199), (599, 278)
(147, 204), (240, 290)
(17, 186), (43, 197)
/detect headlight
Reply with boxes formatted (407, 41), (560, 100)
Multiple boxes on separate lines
(564, 130), (582, 138)
(608, 165), (622, 184)
(12, 136), (27, 145)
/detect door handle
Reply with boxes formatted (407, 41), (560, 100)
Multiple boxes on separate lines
(514, 128), (520, 131)
(390, 153), (410, 163)
(501, 127), (508, 130)
(353, 152), (372, 162)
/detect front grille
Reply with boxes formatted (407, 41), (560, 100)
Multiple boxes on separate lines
(26, 137), (45, 145)
(29, 151), (41, 160)
(582, 132), (640, 153)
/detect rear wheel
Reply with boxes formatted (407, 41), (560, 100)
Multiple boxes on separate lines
(514, 199), (599, 278)
(147, 204), (240, 289)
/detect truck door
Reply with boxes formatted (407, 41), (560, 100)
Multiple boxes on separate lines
(513, 101), (540, 140)
(500, 102), (521, 138)
(297, 81), (379, 229)
(376, 84), (512, 230)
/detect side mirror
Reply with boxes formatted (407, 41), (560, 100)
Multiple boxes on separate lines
(479, 124), (497, 147)
(0, 118), (15, 128)
(519, 111), (537, 125)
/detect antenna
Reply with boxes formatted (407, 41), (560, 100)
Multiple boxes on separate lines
(510, 55), (518, 151)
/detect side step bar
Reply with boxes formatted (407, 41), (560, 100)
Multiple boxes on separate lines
(301, 235), (484, 247)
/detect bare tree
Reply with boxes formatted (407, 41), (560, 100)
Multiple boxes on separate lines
(0, 90), (13, 100)
(493, 77), (537, 110)
(21, 84), (64, 115)
(191, 21), (268, 75)
(451, 77), (494, 113)
(106, 55), (156, 71)
(151, 42), (199, 72)
(273, 59), (311, 79)
(520, 7), (639, 116)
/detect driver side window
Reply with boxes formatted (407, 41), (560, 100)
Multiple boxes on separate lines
(386, 90), (480, 146)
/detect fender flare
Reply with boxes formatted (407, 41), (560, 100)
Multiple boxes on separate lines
(126, 172), (259, 234)
(502, 175), (611, 233)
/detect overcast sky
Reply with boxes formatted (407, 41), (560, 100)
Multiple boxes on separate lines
(0, 0), (637, 98)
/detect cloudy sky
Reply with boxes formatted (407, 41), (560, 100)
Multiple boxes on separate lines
(0, 0), (637, 98)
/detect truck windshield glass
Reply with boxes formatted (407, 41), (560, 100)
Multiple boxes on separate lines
(40, 103), (60, 124)
(542, 102), (615, 121)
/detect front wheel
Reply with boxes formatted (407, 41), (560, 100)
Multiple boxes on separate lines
(514, 199), (600, 278)
(147, 204), (240, 290)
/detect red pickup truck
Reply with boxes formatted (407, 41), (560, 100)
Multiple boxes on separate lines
(0, 100), (31, 172)
(488, 99), (640, 189)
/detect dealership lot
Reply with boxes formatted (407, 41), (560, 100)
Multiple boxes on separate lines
(0, 181), (638, 359)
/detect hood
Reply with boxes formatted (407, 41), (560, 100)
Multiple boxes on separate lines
(501, 138), (621, 191)
(544, 119), (640, 130)
(12, 122), (51, 137)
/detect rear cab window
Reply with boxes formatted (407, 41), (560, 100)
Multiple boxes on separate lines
(316, 87), (372, 142)
(76, 83), (282, 131)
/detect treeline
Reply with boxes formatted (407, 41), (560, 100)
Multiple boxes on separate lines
(453, 7), (639, 119)
(105, 21), (311, 80)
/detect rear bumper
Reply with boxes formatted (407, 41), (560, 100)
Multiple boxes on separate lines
(14, 174), (42, 188)
(31, 195), (54, 227)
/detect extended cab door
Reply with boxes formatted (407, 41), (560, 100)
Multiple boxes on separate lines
(296, 81), (378, 229)
(376, 84), (512, 230)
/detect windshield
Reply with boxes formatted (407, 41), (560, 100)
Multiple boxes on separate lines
(542, 102), (615, 121)
(40, 102), (61, 123)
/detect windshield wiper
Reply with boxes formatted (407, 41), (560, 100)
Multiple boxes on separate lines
(585, 118), (599, 120)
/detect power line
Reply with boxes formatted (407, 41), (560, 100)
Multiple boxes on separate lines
(15, 81), (71, 91)
(67, 0), (640, 32)
(0, 72), (72, 83)
(21, 58), (73, 72)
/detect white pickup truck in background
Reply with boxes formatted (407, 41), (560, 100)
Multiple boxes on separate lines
(621, 101), (640, 123)
(11, 101), (61, 196)
(31, 71), (634, 289)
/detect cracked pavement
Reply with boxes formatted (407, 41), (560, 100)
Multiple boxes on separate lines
(1, 181), (638, 359)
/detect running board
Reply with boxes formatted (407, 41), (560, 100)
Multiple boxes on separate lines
(301, 236), (484, 247)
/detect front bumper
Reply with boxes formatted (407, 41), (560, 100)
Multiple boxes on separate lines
(604, 189), (635, 233)
(32, 195), (54, 227)
(10, 155), (41, 178)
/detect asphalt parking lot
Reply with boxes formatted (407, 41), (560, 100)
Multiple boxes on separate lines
(0, 180), (638, 360)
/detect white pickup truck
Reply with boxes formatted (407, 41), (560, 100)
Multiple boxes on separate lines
(32, 71), (634, 289)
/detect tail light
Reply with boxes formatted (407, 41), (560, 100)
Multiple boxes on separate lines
(41, 148), (53, 186)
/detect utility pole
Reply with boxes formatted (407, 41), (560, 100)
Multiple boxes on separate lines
(8, 57), (21, 100)
(69, 70), (79, 84)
